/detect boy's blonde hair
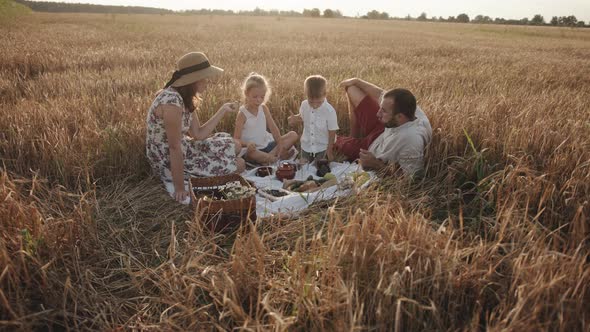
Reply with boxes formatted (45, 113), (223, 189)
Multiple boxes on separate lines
(241, 72), (271, 104)
(304, 75), (327, 99)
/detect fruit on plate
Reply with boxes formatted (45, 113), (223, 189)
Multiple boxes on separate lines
(352, 171), (370, 187)
(323, 172), (336, 181)
(298, 181), (319, 192)
(283, 177), (338, 193)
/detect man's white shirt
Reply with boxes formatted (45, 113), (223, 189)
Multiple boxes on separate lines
(369, 107), (432, 174)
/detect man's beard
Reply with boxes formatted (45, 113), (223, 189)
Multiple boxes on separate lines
(384, 119), (398, 128)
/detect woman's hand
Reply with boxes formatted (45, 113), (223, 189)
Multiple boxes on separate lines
(220, 101), (239, 114)
(288, 114), (302, 127)
(173, 190), (190, 203)
(339, 78), (358, 89)
(192, 102), (238, 140)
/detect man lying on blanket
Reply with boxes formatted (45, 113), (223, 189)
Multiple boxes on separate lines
(335, 78), (432, 175)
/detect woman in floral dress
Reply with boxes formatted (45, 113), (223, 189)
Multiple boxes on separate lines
(146, 52), (245, 203)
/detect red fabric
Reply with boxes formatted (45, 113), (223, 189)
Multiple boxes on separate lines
(335, 95), (384, 161)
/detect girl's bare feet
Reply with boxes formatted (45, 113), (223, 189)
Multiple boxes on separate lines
(280, 146), (298, 160)
(235, 157), (246, 173)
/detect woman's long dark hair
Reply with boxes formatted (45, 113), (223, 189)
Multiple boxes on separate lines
(175, 82), (199, 113)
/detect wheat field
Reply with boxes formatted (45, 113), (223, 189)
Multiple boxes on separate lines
(1, 11), (590, 331)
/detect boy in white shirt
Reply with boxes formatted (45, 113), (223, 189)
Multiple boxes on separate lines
(288, 75), (339, 162)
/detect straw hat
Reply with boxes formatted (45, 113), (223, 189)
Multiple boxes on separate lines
(164, 52), (224, 88)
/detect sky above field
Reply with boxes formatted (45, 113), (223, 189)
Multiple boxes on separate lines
(44, 0), (590, 22)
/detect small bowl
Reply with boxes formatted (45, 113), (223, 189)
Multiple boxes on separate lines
(280, 160), (300, 170)
(256, 166), (274, 177)
(276, 162), (296, 181)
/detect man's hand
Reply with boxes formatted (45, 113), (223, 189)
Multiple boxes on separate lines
(359, 149), (386, 170)
(327, 149), (335, 162)
(339, 78), (358, 89)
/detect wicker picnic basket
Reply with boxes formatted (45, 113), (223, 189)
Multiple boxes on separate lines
(190, 174), (256, 232)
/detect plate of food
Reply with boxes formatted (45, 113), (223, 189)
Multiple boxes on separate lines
(255, 166), (274, 177)
(338, 171), (371, 190)
(258, 187), (293, 201)
(282, 175), (338, 193)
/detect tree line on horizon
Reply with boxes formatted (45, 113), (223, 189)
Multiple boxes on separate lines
(14, 0), (588, 28)
(411, 12), (585, 28)
(13, 0), (174, 15)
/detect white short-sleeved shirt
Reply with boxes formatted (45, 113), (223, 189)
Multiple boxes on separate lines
(239, 105), (274, 149)
(299, 99), (339, 153)
(368, 107), (432, 174)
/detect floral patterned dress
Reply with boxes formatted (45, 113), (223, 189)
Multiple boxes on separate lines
(146, 88), (237, 185)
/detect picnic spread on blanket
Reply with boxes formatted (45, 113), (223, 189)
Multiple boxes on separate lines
(243, 161), (374, 218)
(168, 161), (375, 218)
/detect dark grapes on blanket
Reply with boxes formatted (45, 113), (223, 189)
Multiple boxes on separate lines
(264, 189), (288, 197)
(316, 164), (331, 177)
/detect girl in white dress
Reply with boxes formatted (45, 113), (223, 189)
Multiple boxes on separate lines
(233, 73), (298, 164)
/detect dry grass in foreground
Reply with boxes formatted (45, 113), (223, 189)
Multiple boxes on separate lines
(1, 12), (589, 331)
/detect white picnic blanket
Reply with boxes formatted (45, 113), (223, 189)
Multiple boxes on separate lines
(243, 162), (375, 218)
(166, 162), (375, 218)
